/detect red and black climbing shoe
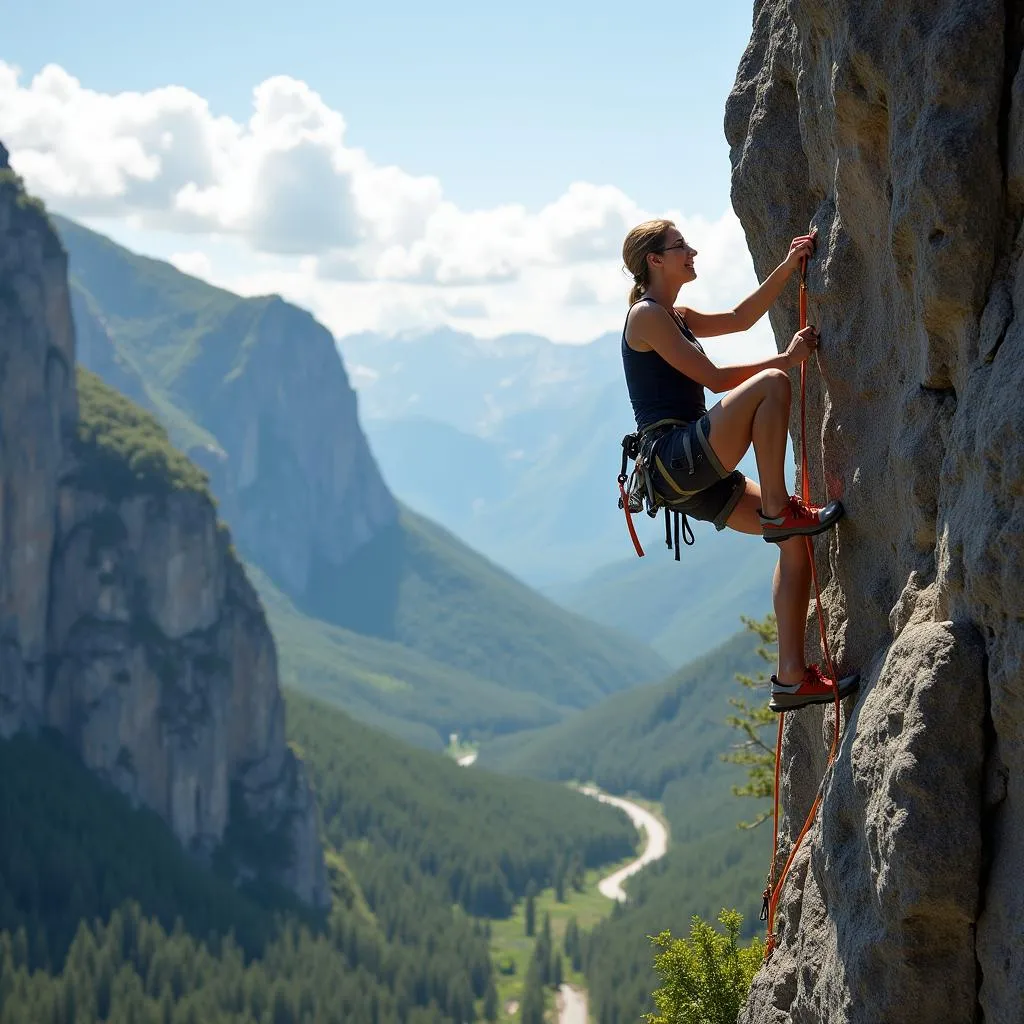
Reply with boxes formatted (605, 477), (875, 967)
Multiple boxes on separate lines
(769, 664), (860, 713)
(758, 495), (844, 543)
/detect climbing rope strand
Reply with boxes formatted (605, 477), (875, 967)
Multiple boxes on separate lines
(763, 250), (843, 960)
(618, 477), (645, 557)
(799, 254), (842, 754)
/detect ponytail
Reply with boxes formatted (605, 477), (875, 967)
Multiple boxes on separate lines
(621, 219), (673, 306)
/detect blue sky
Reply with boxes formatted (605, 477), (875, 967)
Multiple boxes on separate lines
(4, 0), (754, 214)
(0, 1), (775, 351)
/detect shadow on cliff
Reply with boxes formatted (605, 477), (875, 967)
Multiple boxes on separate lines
(301, 520), (406, 638)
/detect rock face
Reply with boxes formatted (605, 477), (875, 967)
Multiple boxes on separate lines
(0, 164), (327, 907)
(55, 214), (399, 612)
(192, 296), (399, 603)
(0, 159), (77, 737)
(726, 2), (1021, 1021)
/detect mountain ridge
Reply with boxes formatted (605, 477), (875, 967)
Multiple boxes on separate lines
(57, 213), (671, 740)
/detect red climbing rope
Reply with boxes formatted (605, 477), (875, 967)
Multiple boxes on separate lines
(762, 245), (843, 961)
(618, 479), (645, 557)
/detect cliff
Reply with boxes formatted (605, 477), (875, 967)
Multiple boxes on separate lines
(54, 214), (399, 610)
(195, 295), (399, 602)
(0, 155), (327, 907)
(726, 2), (1021, 1021)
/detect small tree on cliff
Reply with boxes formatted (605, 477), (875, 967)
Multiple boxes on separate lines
(721, 614), (778, 829)
(645, 909), (763, 1024)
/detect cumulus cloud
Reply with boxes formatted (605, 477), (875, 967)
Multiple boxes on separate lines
(0, 62), (653, 287)
(2, 64), (374, 253)
(1, 63), (231, 223)
(169, 250), (213, 278)
(564, 276), (599, 307)
(0, 61), (779, 353)
(539, 183), (640, 262)
(245, 140), (359, 254)
(443, 296), (489, 319)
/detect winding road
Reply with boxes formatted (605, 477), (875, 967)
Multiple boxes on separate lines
(557, 983), (589, 1024)
(578, 786), (669, 901)
(557, 787), (670, 1021)
(455, 755), (668, 1022)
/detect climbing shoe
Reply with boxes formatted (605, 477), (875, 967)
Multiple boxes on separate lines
(759, 495), (844, 543)
(768, 664), (860, 713)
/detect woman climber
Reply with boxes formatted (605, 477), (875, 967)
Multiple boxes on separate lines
(620, 219), (858, 712)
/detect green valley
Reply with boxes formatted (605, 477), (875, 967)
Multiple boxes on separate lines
(478, 628), (777, 1021)
(36, 203), (780, 1024)
(250, 563), (566, 751)
(0, 682), (643, 1024)
(55, 213), (670, 748)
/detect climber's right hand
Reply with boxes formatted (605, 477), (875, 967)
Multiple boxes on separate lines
(785, 325), (819, 367)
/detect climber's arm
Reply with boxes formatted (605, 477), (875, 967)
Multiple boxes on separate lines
(630, 302), (796, 393)
(680, 232), (815, 338)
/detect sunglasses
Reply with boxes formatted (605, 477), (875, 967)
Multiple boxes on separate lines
(656, 240), (696, 254)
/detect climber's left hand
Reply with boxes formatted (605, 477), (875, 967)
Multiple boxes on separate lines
(785, 231), (816, 270)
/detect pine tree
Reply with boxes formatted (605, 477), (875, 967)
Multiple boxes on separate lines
(524, 882), (537, 939)
(551, 952), (563, 989)
(483, 976), (498, 1022)
(570, 854), (585, 893)
(535, 914), (553, 986)
(518, 962), (545, 1024)
(563, 917), (578, 959)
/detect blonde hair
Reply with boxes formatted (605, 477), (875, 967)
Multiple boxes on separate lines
(622, 219), (674, 304)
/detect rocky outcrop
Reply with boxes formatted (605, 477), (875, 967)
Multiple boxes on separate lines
(0, 152), (77, 737)
(0, 161), (327, 907)
(191, 296), (398, 603)
(47, 467), (325, 905)
(56, 214), (398, 611)
(726, 2), (1021, 1021)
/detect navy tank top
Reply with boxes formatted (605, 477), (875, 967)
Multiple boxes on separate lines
(621, 298), (708, 431)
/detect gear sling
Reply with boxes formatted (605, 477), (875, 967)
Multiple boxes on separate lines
(617, 418), (695, 561)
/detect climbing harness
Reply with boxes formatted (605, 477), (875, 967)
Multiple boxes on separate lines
(761, 243), (844, 962)
(618, 420), (695, 561)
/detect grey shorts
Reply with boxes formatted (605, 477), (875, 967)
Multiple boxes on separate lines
(649, 414), (746, 530)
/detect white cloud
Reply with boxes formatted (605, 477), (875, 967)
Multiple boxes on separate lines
(169, 250), (213, 278)
(0, 60), (784, 360)
(244, 139), (359, 254)
(564, 275), (599, 307)
(348, 363), (380, 385)
(540, 182), (641, 262)
(444, 296), (489, 319)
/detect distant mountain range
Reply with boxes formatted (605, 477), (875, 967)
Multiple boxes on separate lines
(340, 321), (780, 663)
(339, 325), (624, 433)
(545, 528), (777, 665)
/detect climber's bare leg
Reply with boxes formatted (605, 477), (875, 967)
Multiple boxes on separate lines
(725, 481), (811, 685)
(705, 370), (792, 517)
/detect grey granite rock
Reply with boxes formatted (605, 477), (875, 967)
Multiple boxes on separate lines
(0, 154), (328, 908)
(726, 1), (1022, 1019)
